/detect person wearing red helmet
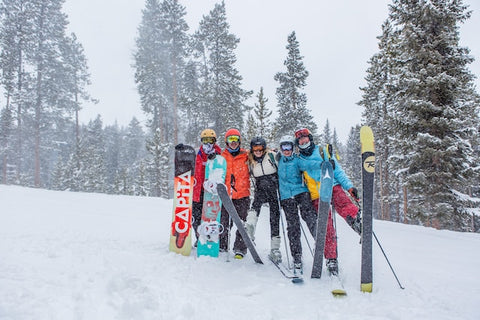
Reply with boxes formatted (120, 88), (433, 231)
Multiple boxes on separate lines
(294, 127), (361, 276)
(192, 129), (222, 245)
(220, 128), (251, 259)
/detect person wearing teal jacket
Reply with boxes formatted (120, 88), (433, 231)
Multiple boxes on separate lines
(294, 127), (361, 276)
(276, 135), (317, 276)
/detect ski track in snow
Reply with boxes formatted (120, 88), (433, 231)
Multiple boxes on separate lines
(0, 185), (479, 320)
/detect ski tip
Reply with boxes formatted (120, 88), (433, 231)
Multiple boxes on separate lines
(292, 277), (304, 284)
(331, 289), (347, 297)
(361, 283), (373, 293)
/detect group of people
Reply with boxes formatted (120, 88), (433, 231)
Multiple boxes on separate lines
(191, 127), (362, 276)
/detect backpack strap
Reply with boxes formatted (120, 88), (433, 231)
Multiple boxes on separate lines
(267, 152), (278, 171)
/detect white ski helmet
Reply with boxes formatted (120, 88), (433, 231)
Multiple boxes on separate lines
(279, 135), (295, 149)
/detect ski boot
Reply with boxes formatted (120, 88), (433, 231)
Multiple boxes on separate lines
(245, 210), (258, 242)
(346, 214), (362, 235)
(234, 251), (245, 260)
(267, 236), (282, 263)
(293, 262), (303, 276)
(326, 258), (338, 276)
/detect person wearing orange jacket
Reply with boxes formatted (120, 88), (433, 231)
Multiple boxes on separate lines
(220, 128), (251, 259)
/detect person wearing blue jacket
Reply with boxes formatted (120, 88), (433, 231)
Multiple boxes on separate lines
(277, 135), (317, 276)
(294, 127), (361, 276)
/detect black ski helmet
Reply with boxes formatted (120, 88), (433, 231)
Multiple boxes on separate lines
(250, 137), (266, 150)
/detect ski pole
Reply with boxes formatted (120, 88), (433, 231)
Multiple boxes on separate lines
(373, 231), (405, 290)
(300, 222), (314, 257)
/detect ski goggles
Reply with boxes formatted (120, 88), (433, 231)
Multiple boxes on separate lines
(201, 137), (216, 144)
(280, 143), (293, 151)
(252, 145), (264, 152)
(294, 128), (310, 139)
(226, 135), (240, 143)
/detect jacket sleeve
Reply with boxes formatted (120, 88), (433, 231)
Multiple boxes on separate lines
(297, 157), (323, 182)
(333, 159), (353, 190)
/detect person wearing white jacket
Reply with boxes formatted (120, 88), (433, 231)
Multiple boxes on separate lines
(245, 137), (282, 263)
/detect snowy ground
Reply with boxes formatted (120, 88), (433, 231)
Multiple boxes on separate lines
(0, 185), (479, 320)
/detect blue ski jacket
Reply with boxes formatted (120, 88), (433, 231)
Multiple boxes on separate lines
(297, 145), (353, 191)
(277, 152), (309, 200)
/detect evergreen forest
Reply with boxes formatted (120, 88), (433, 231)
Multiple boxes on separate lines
(0, 0), (478, 232)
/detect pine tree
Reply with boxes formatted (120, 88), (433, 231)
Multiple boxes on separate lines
(343, 125), (362, 196)
(244, 87), (274, 146)
(361, 0), (480, 230)
(180, 59), (209, 145)
(274, 31), (317, 140)
(0, 106), (14, 183)
(0, 0), (35, 184)
(359, 20), (400, 221)
(146, 129), (172, 198)
(320, 119), (332, 145)
(195, 1), (251, 136)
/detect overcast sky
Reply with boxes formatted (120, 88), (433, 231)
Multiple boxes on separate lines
(63, 0), (480, 143)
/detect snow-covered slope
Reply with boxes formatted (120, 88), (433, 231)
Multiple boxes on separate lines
(1, 185), (478, 319)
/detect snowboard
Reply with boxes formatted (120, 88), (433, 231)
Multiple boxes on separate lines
(197, 155), (227, 258)
(311, 160), (334, 278)
(169, 144), (196, 256)
(360, 126), (375, 293)
(216, 183), (263, 264)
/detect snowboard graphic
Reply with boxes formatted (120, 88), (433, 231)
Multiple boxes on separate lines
(197, 155), (227, 258)
(169, 144), (196, 256)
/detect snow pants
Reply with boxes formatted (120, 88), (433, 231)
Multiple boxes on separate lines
(251, 183), (280, 238)
(312, 185), (359, 259)
(281, 192), (317, 264)
(219, 196), (250, 254)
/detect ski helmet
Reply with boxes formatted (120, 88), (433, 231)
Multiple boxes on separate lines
(250, 137), (266, 150)
(279, 135), (295, 151)
(200, 128), (217, 144)
(224, 128), (241, 144)
(294, 128), (313, 145)
(200, 128), (216, 140)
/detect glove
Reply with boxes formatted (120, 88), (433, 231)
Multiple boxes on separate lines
(207, 153), (216, 160)
(329, 159), (336, 170)
(348, 187), (359, 201)
(203, 180), (218, 194)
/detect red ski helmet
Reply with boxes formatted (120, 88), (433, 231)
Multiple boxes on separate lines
(224, 128), (241, 144)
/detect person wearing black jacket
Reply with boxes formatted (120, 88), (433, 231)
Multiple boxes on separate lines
(245, 137), (282, 263)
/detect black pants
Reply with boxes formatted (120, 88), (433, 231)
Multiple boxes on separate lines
(251, 185), (280, 238)
(219, 196), (250, 254)
(281, 192), (317, 264)
(192, 201), (203, 241)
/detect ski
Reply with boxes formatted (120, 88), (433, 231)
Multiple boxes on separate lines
(311, 160), (334, 278)
(169, 144), (196, 256)
(197, 155), (227, 258)
(216, 183), (263, 264)
(268, 256), (303, 284)
(360, 126), (375, 292)
(329, 274), (347, 297)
